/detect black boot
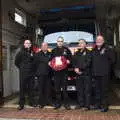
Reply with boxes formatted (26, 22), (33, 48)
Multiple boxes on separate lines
(39, 105), (44, 109)
(100, 107), (108, 112)
(64, 105), (71, 110)
(17, 106), (24, 110)
(54, 104), (61, 110)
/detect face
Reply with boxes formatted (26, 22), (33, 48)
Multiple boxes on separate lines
(24, 40), (32, 48)
(78, 40), (86, 49)
(57, 37), (64, 48)
(41, 42), (48, 52)
(96, 36), (104, 47)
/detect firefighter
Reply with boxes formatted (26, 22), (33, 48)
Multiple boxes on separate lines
(34, 42), (52, 108)
(73, 39), (92, 110)
(92, 35), (116, 112)
(49, 36), (72, 110)
(15, 39), (34, 110)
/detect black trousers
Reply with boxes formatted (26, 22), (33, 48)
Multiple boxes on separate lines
(93, 76), (109, 109)
(54, 70), (69, 106)
(76, 75), (91, 108)
(38, 75), (51, 106)
(19, 74), (32, 107)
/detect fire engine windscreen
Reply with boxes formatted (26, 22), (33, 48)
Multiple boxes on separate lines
(44, 31), (94, 43)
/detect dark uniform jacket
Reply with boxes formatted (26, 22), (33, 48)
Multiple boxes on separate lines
(92, 44), (116, 76)
(34, 50), (51, 76)
(73, 48), (92, 75)
(51, 46), (72, 61)
(15, 48), (34, 78)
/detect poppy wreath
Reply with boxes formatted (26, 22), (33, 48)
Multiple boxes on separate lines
(49, 56), (68, 71)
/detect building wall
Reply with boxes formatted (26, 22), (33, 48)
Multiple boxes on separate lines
(1, 0), (36, 97)
(114, 18), (120, 79)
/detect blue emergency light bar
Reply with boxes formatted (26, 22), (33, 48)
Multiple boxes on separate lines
(40, 5), (95, 13)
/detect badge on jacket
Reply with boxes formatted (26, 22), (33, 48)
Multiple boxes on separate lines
(100, 48), (106, 55)
(63, 50), (67, 55)
(31, 52), (33, 56)
(83, 51), (86, 56)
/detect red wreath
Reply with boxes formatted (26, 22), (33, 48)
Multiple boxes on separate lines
(49, 56), (68, 71)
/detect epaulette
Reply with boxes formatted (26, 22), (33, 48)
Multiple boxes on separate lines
(74, 48), (79, 52)
(86, 47), (93, 51)
(48, 48), (52, 52)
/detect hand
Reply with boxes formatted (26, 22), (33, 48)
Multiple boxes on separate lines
(48, 62), (51, 66)
(74, 68), (82, 75)
(67, 60), (70, 64)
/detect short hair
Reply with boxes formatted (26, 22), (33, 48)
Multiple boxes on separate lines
(78, 39), (87, 44)
(57, 36), (64, 41)
(41, 42), (48, 47)
(96, 35), (104, 40)
(24, 39), (32, 45)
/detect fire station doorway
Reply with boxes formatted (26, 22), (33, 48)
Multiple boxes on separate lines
(0, 0), (120, 110)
